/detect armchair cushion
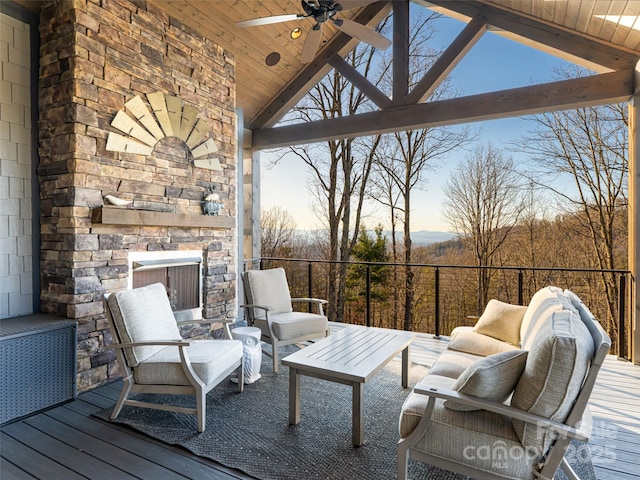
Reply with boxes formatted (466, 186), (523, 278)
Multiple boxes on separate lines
(254, 311), (328, 341)
(473, 299), (528, 345)
(512, 309), (594, 452)
(244, 268), (293, 315)
(444, 350), (528, 411)
(107, 283), (182, 367)
(134, 339), (243, 385)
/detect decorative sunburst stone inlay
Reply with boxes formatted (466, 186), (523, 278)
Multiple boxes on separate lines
(106, 92), (222, 171)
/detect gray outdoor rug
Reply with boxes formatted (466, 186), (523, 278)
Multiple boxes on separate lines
(95, 351), (596, 480)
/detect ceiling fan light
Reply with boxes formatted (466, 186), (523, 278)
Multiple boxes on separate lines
(291, 27), (303, 39)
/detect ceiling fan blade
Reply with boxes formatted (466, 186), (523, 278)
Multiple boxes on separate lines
(301, 25), (323, 63)
(334, 18), (391, 50)
(236, 14), (302, 28)
(337, 0), (375, 10)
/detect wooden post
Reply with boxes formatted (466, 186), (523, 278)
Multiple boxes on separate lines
(251, 148), (261, 260)
(392, 0), (409, 105)
(630, 73), (639, 364)
(242, 128), (261, 263)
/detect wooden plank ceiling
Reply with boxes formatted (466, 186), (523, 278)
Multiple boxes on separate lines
(152, 0), (393, 129)
(152, 0), (640, 131)
(487, 0), (640, 54)
(13, 1), (640, 140)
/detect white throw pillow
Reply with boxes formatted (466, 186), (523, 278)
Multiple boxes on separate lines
(473, 299), (528, 346)
(444, 350), (529, 411)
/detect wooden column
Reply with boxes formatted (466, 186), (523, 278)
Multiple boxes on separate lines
(236, 109), (245, 322)
(630, 77), (639, 365)
(392, 0), (409, 105)
(242, 128), (260, 262)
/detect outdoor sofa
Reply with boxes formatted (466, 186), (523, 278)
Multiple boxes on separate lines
(398, 286), (611, 480)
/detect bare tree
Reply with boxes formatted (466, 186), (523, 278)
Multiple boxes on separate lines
(370, 10), (471, 331)
(370, 142), (404, 330)
(278, 29), (387, 322)
(442, 143), (524, 309)
(260, 206), (299, 259)
(517, 65), (628, 338)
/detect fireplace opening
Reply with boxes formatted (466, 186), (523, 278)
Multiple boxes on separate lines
(128, 252), (203, 321)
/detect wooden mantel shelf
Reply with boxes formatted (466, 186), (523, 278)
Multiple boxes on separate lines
(92, 206), (235, 229)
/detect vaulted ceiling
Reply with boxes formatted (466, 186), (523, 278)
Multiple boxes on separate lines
(14, 1), (640, 148)
(155, 0), (639, 150)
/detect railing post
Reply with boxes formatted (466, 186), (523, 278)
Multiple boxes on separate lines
(259, 258), (264, 271)
(619, 273), (627, 360)
(366, 264), (371, 327)
(518, 270), (523, 305)
(308, 262), (313, 313)
(434, 267), (440, 338)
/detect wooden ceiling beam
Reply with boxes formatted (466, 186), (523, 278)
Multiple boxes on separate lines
(422, 0), (639, 71)
(248, 1), (392, 130)
(252, 69), (634, 149)
(392, 1), (409, 105)
(329, 56), (392, 109)
(406, 15), (487, 105)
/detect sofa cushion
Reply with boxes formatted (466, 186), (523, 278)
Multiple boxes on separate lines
(134, 339), (243, 385)
(428, 350), (484, 379)
(448, 328), (520, 357)
(511, 309), (595, 452)
(400, 379), (535, 479)
(254, 311), (328, 341)
(445, 350), (528, 411)
(519, 286), (566, 350)
(244, 268), (293, 316)
(107, 283), (182, 367)
(399, 374), (456, 438)
(473, 299), (528, 345)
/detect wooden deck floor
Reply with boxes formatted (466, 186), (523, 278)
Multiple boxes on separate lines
(1, 328), (639, 480)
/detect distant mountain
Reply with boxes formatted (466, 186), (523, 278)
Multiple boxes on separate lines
(408, 230), (456, 245)
(297, 229), (455, 246)
(382, 230), (455, 245)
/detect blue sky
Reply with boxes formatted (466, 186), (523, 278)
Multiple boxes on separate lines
(260, 12), (571, 232)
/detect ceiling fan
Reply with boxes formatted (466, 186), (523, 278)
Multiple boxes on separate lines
(236, 1), (391, 63)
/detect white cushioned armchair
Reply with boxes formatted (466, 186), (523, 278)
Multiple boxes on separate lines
(104, 282), (244, 433)
(242, 267), (329, 373)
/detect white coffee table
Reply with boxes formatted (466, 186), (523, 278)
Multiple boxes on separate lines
(282, 325), (416, 446)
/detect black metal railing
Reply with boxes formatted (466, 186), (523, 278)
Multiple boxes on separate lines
(243, 258), (632, 359)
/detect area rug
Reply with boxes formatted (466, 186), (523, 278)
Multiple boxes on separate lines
(95, 352), (595, 480)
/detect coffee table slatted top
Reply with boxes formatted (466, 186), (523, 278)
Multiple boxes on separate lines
(282, 326), (416, 383)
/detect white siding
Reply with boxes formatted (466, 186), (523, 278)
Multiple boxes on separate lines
(0, 12), (32, 318)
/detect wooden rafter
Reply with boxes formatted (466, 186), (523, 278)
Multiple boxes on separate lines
(249, 1), (392, 129)
(405, 15), (487, 105)
(392, 1), (409, 105)
(329, 56), (392, 109)
(423, 0), (639, 72)
(250, 1), (638, 150)
(252, 69), (634, 149)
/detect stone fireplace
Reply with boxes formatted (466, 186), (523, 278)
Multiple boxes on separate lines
(35, 0), (238, 391)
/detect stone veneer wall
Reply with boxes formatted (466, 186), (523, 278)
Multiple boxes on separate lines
(37, 0), (237, 391)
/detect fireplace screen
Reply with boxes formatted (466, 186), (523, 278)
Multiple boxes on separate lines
(131, 257), (201, 315)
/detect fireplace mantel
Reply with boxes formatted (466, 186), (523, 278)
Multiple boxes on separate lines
(92, 206), (235, 229)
